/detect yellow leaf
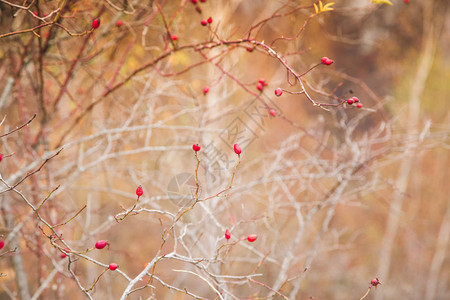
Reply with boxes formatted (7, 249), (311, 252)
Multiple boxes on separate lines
(314, 1), (335, 15)
(323, 2), (335, 11)
(372, 0), (393, 5)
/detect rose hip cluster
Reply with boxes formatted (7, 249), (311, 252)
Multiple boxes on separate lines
(223, 229), (257, 243)
(346, 96), (363, 108)
(256, 78), (268, 92)
(321, 56), (333, 65)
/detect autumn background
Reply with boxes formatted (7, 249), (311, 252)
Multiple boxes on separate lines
(0, 0), (449, 299)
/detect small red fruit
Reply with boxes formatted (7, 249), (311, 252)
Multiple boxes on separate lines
(256, 83), (264, 91)
(404, 0), (409, 3)
(203, 86), (210, 94)
(352, 96), (360, 102)
(321, 57), (333, 65)
(33, 11), (38, 16)
(258, 78), (266, 85)
(207, 17), (213, 24)
(0, 240), (4, 250)
(60, 253), (67, 258)
(246, 47), (254, 52)
(233, 143), (241, 155)
(116, 20), (123, 27)
(247, 234), (257, 242)
(171, 34), (178, 41)
(192, 143), (201, 152)
(356, 103), (363, 109)
(347, 99), (354, 105)
(92, 19), (100, 29)
(95, 240), (108, 249)
(136, 185), (143, 197)
(191, 0), (197, 3)
(269, 109), (276, 116)
(370, 278), (381, 287)
(0, 153), (3, 162)
(109, 263), (118, 271)
(274, 88), (283, 96)
(201, 19), (207, 26)
(225, 229), (231, 240)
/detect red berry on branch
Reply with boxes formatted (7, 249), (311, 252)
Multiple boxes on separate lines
(0, 240), (4, 250)
(274, 88), (283, 96)
(192, 143), (201, 152)
(207, 17), (213, 24)
(256, 83), (264, 91)
(247, 234), (257, 242)
(356, 103), (363, 109)
(347, 99), (354, 105)
(109, 263), (118, 271)
(258, 78), (267, 85)
(33, 12), (38, 16)
(60, 253), (67, 259)
(203, 86), (210, 94)
(269, 109), (276, 116)
(352, 96), (360, 102)
(321, 57), (333, 65)
(201, 19), (207, 26)
(233, 143), (241, 155)
(0, 153), (3, 162)
(136, 185), (143, 197)
(246, 47), (254, 52)
(116, 20), (123, 27)
(371, 278), (381, 287)
(171, 34), (178, 41)
(191, 0), (198, 3)
(225, 229), (231, 240)
(92, 19), (100, 29)
(95, 240), (108, 249)
(404, 0), (409, 3)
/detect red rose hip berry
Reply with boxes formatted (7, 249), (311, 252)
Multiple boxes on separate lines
(256, 83), (264, 91)
(233, 143), (241, 155)
(225, 229), (231, 240)
(109, 263), (119, 271)
(274, 88), (283, 96)
(247, 234), (257, 242)
(192, 143), (201, 152)
(371, 278), (381, 287)
(95, 240), (108, 249)
(92, 19), (100, 29)
(136, 185), (143, 197)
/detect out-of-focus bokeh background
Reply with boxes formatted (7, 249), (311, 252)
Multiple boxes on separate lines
(0, 0), (449, 299)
